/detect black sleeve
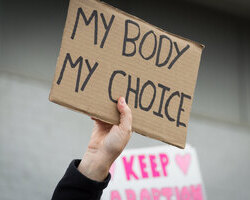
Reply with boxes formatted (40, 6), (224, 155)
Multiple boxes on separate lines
(51, 159), (111, 200)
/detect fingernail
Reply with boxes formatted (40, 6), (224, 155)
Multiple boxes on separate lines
(120, 97), (125, 104)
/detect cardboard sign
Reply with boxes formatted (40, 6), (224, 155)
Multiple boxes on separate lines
(102, 144), (206, 200)
(49, 0), (204, 148)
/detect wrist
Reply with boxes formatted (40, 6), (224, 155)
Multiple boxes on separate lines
(78, 149), (112, 182)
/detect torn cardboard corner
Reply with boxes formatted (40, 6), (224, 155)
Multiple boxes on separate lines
(49, 0), (204, 148)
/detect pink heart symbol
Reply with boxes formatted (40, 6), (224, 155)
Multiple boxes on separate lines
(175, 154), (191, 175)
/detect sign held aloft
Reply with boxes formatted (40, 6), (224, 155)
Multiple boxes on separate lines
(102, 144), (206, 199)
(49, 0), (204, 148)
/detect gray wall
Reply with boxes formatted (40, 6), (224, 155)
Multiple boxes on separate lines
(1, 0), (250, 199)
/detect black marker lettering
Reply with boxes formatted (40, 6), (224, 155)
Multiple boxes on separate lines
(168, 42), (190, 69)
(122, 20), (140, 57)
(139, 30), (157, 60)
(57, 53), (83, 93)
(126, 75), (140, 108)
(100, 13), (115, 48)
(108, 70), (126, 103)
(139, 80), (156, 111)
(76, 62), (82, 93)
(165, 91), (180, 122)
(153, 83), (170, 118)
(156, 35), (172, 67)
(71, 8), (98, 45)
(177, 92), (191, 127)
(80, 60), (99, 91)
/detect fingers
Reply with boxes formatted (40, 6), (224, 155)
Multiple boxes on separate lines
(117, 97), (132, 134)
(91, 116), (112, 131)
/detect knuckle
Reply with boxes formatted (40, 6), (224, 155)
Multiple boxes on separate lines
(125, 123), (132, 134)
(127, 126), (132, 133)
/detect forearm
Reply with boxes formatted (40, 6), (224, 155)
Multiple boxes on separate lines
(52, 97), (131, 199)
(52, 160), (110, 200)
(78, 149), (112, 182)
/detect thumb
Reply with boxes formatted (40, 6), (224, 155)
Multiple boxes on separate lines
(117, 97), (132, 134)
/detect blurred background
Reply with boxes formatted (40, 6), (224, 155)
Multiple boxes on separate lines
(0, 0), (250, 199)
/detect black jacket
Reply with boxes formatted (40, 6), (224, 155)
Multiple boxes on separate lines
(52, 160), (111, 200)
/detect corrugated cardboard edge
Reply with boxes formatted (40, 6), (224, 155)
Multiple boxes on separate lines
(49, 0), (205, 149)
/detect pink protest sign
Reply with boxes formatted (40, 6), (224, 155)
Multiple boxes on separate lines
(102, 144), (206, 200)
